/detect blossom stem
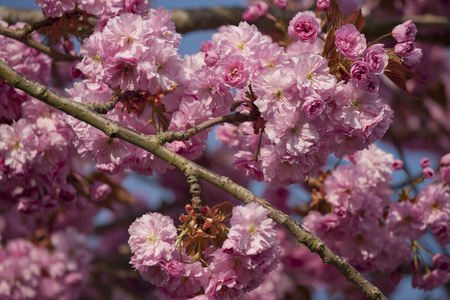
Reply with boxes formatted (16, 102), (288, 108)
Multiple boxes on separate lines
(253, 129), (264, 161)
(368, 33), (392, 48)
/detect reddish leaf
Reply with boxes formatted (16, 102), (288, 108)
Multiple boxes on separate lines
(211, 201), (233, 222)
(328, 0), (345, 29)
(384, 58), (415, 97)
(344, 8), (365, 31)
(324, 25), (336, 57)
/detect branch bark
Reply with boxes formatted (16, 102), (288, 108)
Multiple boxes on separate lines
(1, 5), (449, 45)
(0, 58), (388, 300)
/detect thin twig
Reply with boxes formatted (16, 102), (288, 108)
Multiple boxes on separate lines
(0, 58), (388, 300)
(158, 112), (254, 143)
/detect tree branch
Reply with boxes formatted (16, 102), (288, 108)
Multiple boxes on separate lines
(0, 5), (449, 45)
(0, 59), (387, 300)
(0, 25), (80, 62)
(158, 112), (254, 143)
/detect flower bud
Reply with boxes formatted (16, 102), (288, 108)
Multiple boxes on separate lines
(205, 51), (220, 67)
(392, 20), (417, 43)
(420, 157), (430, 168)
(242, 1), (269, 22)
(392, 159), (404, 170)
(422, 167), (435, 179)
(317, 0), (330, 11)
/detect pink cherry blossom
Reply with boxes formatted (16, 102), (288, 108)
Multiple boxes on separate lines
(288, 11), (321, 43)
(224, 202), (277, 255)
(242, 1), (269, 22)
(386, 201), (427, 239)
(274, 0), (287, 10)
(392, 159), (404, 170)
(317, 0), (330, 11)
(422, 167), (435, 179)
(392, 20), (417, 43)
(402, 48), (423, 68)
(362, 44), (389, 74)
(35, 0), (75, 18)
(335, 24), (367, 61)
(128, 212), (177, 268)
(394, 41), (416, 57)
(350, 61), (372, 83)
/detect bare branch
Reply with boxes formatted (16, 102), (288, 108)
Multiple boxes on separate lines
(0, 58), (388, 300)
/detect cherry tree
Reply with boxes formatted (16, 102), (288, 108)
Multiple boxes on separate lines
(0, 0), (449, 299)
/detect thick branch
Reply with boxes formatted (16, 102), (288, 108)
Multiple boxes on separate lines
(0, 59), (387, 300)
(0, 25), (80, 62)
(1, 5), (449, 45)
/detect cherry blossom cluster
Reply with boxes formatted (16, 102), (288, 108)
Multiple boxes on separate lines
(209, 23), (392, 185)
(69, 9), (220, 175)
(303, 144), (450, 290)
(0, 18), (112, 215)
(0, 227), (91, 299)
(128, 202), (281, 299)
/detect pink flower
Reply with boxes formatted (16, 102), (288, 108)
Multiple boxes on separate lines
(386, 201), (427, 239)
(420, 157), (430, 168)
(350, 61), (372, 83)
(417, 182), (450, 224)
(215, 123), (244, 148)
(392, 159), (404, 170)
(303, 211), (341, 242)
(274, 0), (287, 10)
(253, 67), (297, 118)
(413, 269), (450, 291)
(394, 41), (416, 57)
(441, 153), (450, 165)
(432, 254), (450, 271)
(223, 202), (277, 255)
(0, 119), (38, 176)
(317, 0), (330, 11)
(242, 1), (269, 22)
(288, 11), (321, 43)
(215, 22), (264, 57)
(302, 95), (326, 118)
(128, 212), (177, 268)
(362, 44), (389, 74)
(430, 215), (450, 247)
(335, 24), (367, 61)
(216, 55), (250, 88)
(441, 165), (450, 185)
(402, 48), (423, 68)
(104, 55), (141, 90)
(204, 51), (220, 67)
(359, 74), (380, 93)
(89, 181), (111, 202)
(231, 151), (264, 181)
(35, 0), (75, 18)
(422, 167), (435, 179)
(392, 20), (417, 43)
